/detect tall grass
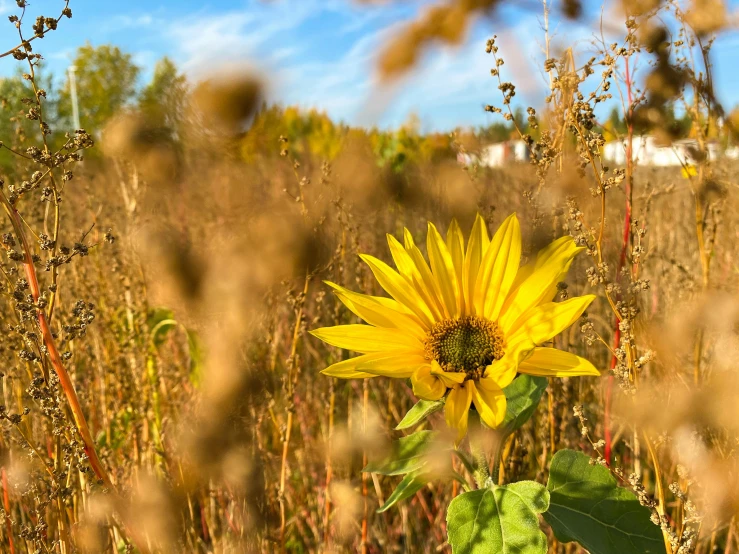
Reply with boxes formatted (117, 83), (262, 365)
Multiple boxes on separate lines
(0, 0), (737, 552)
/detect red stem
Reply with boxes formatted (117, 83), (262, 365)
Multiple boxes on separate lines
(4, 201), (113, 488)
(200, 502), (210, 542)
(2, 468), (15, 554)
(0, 194), (153, 554)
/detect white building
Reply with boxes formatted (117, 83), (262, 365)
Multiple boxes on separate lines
(479, 140), (529, 167)
(462, 136), (733, 169)
(456, 151), (478, 166)
(602, 136), (720, 167)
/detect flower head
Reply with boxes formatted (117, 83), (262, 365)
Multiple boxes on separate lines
(311, 214), (599, 442)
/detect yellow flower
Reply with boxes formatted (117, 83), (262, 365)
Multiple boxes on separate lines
(311, 214), (599, 442)
(681, 165), (697, 179)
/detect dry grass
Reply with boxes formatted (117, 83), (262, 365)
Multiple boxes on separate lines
(0, 0), (738, 553)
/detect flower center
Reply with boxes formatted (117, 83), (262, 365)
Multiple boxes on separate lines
(424, 316), (505, 380)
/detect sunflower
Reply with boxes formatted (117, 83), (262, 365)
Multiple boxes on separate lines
(311, 214), (599, 442)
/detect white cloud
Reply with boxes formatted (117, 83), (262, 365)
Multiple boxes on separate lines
(157, 0), (404, 124)
(357, 13), (550, 129)
(338, 10), (384, 35)
(132, 49), (158, 70)
(146, 0), (739, 130)
(112, 14), (155, 29)
(166, 1), (323, 76)
(46, 47), (75, 62)
(274, 18), (407, 125)
(281, 4), (569, 128)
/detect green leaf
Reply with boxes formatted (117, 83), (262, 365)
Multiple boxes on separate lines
(363, 430), (440, 475)
(544, 449), (666, 554)
(501, 374), (548, 433)
(447, 481), (550, 554)
(395, 399), (445, 430)
(146, 306), (204, 389)
(377, 471), (430, 513)
(147, 307), (176, 346)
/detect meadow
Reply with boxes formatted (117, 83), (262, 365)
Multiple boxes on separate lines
(0, 0), (738, 553)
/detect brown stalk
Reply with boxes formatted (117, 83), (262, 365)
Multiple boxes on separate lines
(0, 190), (156, 554)
(361, 378), (369, 554)
(644, 433), (674, 554)
(0, 190), (113, 490)
(17, 6), (64, 325)
(279, 272), (310, 551)
(0, 1), (70, 60)
(323, 379), (335, 546)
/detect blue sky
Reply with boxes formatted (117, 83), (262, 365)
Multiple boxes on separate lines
(0, 0), (737, 131)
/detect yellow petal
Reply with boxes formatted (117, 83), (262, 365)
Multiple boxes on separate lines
(388, 230), (444, 321)
(372, 295), (414, 314)
(506, 295), (596, 351)
(310, 325), (421, 353)
(483, 350), (524, 389)
(427, 222), (462, 318)
(518, 347), (601, 377)
(356, 351), (428, 378)
(473, 213), (521, 320)
(471, 379), (507, 429)
(410, 273), (446, 323)
(387, 234), (418, 278)
(411, 365), (446, 400)
(506, 236), (578, 294)
(444, 383), (473, 444)
(446, 218), (466, 312)
(388, 233), (445, 321)
(359, 254), (435, 327)
(321, 356), (378, 379)
(446, 219), (465, 272)
(536, 235), (577, 267)
(403, 229), (447, 319)
(325, 282), (428, 339)
(499, 237), (584, 330)
(507, 261), (535, 294)
(463, 214), (489, 314)
(430, 361), (466, 387)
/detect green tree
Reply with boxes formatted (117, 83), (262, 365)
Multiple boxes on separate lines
(139, 56), (188, 135)
(663, 103), (692, 139)
(512, 106), (527, 134)
(59, 43), (140, 134)
(478, 121), (512, 143)
(0, 67), (58, 172)
(478, 106), (529, 143)
(607, 106), (627, 135)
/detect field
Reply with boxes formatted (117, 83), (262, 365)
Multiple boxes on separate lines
(0, 0), (738, 553)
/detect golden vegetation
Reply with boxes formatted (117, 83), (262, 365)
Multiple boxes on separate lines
(0, 0), (737, 552)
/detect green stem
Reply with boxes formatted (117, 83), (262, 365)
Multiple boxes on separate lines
(469, 412), (509, 488)
(469, 413), (492, 488)
(491, 437), (504, 486)
(471, 441), (490, 488)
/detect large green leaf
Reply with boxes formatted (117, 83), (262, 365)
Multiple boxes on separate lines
(395, 399), (444, 430)
(501, 374), (548, 433)
(447, 481), (550, 554)
(544, 449), (666, 554)
(363, 430), (440, 476)
(377, 471), (430, 513)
